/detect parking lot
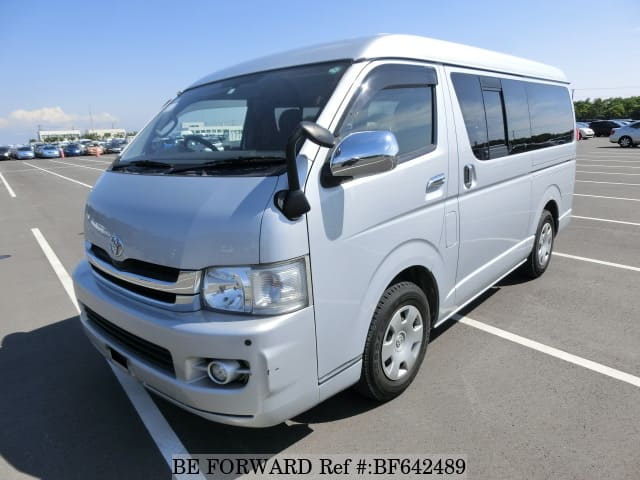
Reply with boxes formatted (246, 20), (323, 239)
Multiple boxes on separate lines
(1, 138), (639, 479)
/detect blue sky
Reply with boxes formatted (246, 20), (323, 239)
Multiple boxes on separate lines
(1, 0), (638, 144)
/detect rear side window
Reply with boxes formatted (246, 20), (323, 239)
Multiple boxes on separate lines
(452, 72), (573, 159)
(339, 64), (437, 159)
(526, 83), (574, 149)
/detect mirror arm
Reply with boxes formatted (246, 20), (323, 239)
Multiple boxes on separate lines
(275, 122), (335, 221)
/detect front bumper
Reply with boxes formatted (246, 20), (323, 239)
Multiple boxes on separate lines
(73, 260), (319, 427)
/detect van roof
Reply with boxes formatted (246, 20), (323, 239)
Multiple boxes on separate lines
(189, 34), (568, 89)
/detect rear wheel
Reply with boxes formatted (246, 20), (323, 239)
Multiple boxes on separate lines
(619, 136), (633, 148)
(356, 281), (430, 401)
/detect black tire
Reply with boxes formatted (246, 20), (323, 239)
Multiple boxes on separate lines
(619, 136), (633, 148)
(355, 281), (430, 401)
(522, 209), (555, 279)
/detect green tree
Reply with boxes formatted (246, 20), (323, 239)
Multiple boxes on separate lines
(574, 95), (640, 120)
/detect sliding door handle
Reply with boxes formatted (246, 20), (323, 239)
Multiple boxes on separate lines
(463, 165), (474, 188)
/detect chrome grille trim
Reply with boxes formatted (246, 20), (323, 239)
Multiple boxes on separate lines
(87, 250), (202, 295)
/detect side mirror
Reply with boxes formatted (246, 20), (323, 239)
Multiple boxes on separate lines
(274, 121), (336, 221)
(330, 131), (399, 178)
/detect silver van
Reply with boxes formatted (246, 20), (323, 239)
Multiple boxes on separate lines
(73, 34), (576, 427)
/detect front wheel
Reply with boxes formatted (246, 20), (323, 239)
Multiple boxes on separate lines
(355, 282), (430, 401)
(522, 209), (555, 279)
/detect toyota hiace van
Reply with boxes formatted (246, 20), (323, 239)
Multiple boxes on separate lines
(73, 34), (576, 427)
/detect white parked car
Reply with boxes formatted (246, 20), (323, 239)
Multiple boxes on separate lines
(609, 121), (640, 147)
(576, 122), (594, 140)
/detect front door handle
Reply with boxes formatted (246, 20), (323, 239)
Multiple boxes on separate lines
(426, 173), (446, 192)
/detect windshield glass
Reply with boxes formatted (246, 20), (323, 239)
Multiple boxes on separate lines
(117, 62), (349, 173)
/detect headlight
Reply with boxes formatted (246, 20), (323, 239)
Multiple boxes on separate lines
(202, 257), (309, 315)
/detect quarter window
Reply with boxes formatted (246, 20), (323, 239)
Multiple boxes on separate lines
(526, 83), (574, 148)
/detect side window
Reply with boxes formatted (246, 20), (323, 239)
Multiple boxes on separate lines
(451, 73), (488, 160)
(338, 64), (437, 159)
(526, 83), (574, 148)
(453, 72), (573, 158)
(502, 79), (532, 154)
(482, 89), (508, 159)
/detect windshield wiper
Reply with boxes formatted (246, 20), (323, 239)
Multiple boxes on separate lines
(166, 156), (285, 174)
(111, 160), (174, 171)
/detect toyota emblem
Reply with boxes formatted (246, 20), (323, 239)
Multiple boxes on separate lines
(109, 235), (124, 258)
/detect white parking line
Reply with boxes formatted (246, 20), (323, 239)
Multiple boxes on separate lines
(578, 159), (640, 164)
(0, 166), (96, 174)
(23, 162), (92, 188)
(0, 172), (16, 198)
(68, 156), (113, 164)
(575, 164), (640, 169)
(580, 156), (640, 161)
(31, 228), (80, 312)
(572, 215), (640, 227)
(455, 314), (640, 388)
(50, 159), (106, 172)
(574, 193), (640, 203)
(109, 366), (204, 480)
(576, 180), (640, 186)
(576, 170), (640, 176)
(30, 227), (202, 480)
(553, 252), (640, 273)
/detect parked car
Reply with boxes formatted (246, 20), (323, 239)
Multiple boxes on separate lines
(0, 146), (11, 160)
(105, 141), (127, 154)
(609, 121), (640, 147)
(36, 144), (61, 158)
(64, 143), (86, 156)
(12, 146), (35, 159)
(589, 120), (626, 137)
(576, 122), (594, 140)
(86, 143), (104, 156)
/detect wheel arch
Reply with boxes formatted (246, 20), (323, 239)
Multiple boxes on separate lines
(530, 184), (561, 237)
(388, 265), (439, 328)
(356, 239), (444, 351)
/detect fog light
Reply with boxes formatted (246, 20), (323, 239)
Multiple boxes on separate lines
(207, 360), (241, 385)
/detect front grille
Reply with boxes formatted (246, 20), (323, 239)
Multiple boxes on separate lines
(91, 265), (177, 304)
(84, 306), (175, 375)
(90, 244), (180, 282)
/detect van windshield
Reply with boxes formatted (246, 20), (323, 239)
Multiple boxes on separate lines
(115, 62), (349, 174)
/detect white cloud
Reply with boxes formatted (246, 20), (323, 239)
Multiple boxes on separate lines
(9, 106), (75, 124)
(0, 106), (119, 129)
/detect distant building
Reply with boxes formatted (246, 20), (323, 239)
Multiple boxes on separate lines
(39, 129), (81, 141)
(180, 122), (242, 142)
(87, 128), (127, 138)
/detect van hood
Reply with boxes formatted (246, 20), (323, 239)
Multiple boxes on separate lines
(84, 172), (279, 269)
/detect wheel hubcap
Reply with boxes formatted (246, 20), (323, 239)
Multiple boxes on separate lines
(537, 222), (553, 268)
(381, 305), (423, 380)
